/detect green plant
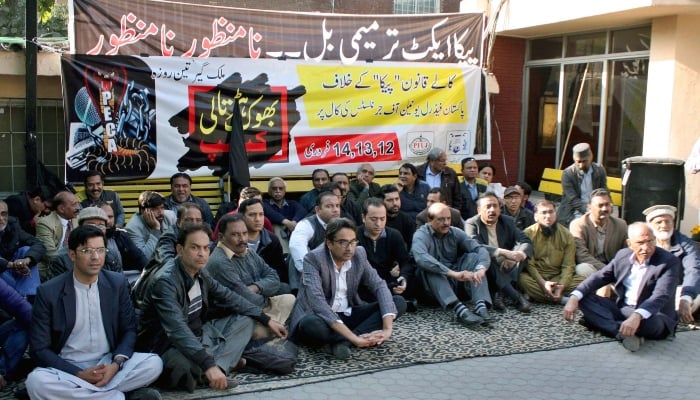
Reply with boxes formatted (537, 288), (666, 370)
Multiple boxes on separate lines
(0, 0), (68, 41)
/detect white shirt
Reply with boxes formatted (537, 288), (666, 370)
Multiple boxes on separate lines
(59, 216), (72, 250)
(623, 256), (650, 316)
(331, 260), (353, 316)
(289, 215), (327, 272)
(60, 278), (110, 368)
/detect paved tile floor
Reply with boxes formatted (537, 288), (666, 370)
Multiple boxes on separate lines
(223, 330), (700, 400)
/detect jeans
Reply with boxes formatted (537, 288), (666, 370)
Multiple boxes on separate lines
(0, 319), (29, 379)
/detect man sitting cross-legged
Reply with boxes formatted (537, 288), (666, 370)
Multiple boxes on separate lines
(289, 218), (405, 360)
(563, 222), (680, 352)
(26, 225), (163, 400)
(519, 200), (584, 304)
(136, 224), (286, 392)
(643, 205), (700, 323)
(465, 192), (533, 313)
(356, 198), (417, 308)
(413, 202), (492, 327)
(206, 213), (294, 341)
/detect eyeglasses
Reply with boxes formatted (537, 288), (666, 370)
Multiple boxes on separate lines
(77, 247), (109, 256)
(0, 211), (8, 217)
(334, 239), (359, 248)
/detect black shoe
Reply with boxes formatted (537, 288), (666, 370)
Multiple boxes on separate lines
(331, 343), (352, 360)
(125, 387), (162, 400)
(475, 307), (494, 324)
(13, 387), (29, 400)
(492, 294), (506, 312)
(515, 295), (531, 313)
(578, 317), (594, 330)
(455, 309), (484, 327)
(406, 298), (418, 313)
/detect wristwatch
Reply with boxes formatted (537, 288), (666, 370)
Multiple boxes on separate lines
(113, 357), (126, 371)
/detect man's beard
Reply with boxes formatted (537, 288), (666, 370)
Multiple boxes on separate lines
(540, 223), (558, 237)
(653, 229), (673, 242)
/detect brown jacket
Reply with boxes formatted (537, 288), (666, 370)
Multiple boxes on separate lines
(569, 213), (627, 269)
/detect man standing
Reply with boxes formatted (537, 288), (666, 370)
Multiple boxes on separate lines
(569, 188), (628, 278)
(459, 157), (486, 220)
(26, 225), (163, 399)
(299, 169), (330, 213)
(78, 171), (126, 228)
(347, 163), (381, 207)
(136, 224), (286, 392)
(643, 205), (700, 323)
(413, 203), (492, 325)
(164, 173), (214, 228)
(207, 214), (294, 340)
(36, 191), (80, 281)
(0, 200), (45, 300)
(558, 143), (608, 227)
(379, 184), (416, 251)
(290, 218), (405, 359)
(417, 147), (461, 210)
(563, 223), (680, 352)
(416, 188), (464, 230)
(501, 186), (535, 231)
(520, 200), (584, 304)
(125, 191), (177, 261)
(289, 191), (341, 288)
(465, 192), (533, 313)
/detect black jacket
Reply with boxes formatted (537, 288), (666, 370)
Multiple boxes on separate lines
(0, 216), (45, 272)
(136, 257), (270, 371)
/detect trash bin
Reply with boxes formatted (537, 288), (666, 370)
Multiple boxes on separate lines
(621, 157), (685, 228)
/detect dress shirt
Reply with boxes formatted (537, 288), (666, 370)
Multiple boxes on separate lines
(332, 260), (352, 317)
(425, 170), (442, 189)
(580, 169), (593, 203)
(289, 215), (328, 272)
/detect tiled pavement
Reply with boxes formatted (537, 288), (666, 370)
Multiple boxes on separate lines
(220, 330), (700, 400)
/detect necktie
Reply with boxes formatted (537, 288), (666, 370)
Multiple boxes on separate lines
(62, 220), (73, 248)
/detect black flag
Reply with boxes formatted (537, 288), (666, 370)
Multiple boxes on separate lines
(227, 99), (250, 194)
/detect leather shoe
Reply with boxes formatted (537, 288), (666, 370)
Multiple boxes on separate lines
(516, 295), (531, 313)
(456, 309), (484, 327)
(475, 307), (494, 323)
(492, 294), (506, 312)
(331, 343), (352, 360)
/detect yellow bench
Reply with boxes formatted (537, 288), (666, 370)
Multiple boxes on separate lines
(77, 176), (225, 222)
(538, 167), (622, 206)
